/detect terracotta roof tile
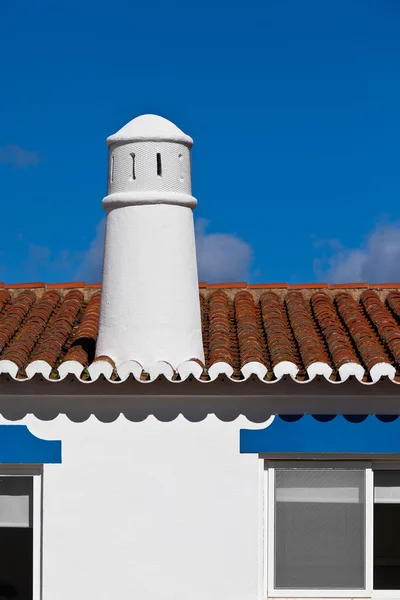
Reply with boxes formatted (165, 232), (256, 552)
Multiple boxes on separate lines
(234, 291), (267, 368)
(207, 290), (235, 367)
(249, 283), (288, 289)
(0, 291), (36, 353)
(30, 290), (84, 367)
(6, 282), (45, 289)
(207, 282), (247, 289)
(1, 282), (400, 382)
(260, 292), (298, 369)
(285, 291), (329, 370)
(371, 283), (400, 289)
(288, 283), (328, 289)
(386, 291), (400, 320)
(45, 282), (85, 289)
(311, 291), (359, 370)
(199, 294), (209, 366)
(328, 282), (369, 289)
(1, 290), (60, 368)
(360, 290), (400, 366)
(62, 292), (101, 367)
(0, 290), (11, 315)
(335, 291), (388, 371)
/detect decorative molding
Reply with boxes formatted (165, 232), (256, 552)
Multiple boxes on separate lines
(0, 425), (61, 463)
(240, 414), (400, 454)
(102, 191), (197, 210)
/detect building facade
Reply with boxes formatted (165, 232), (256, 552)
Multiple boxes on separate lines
(0, 115), (399, 600)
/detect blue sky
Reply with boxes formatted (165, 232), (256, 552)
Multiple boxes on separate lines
(1, 0), (400, 284)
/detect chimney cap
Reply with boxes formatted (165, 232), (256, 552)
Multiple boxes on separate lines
(107, 114), (193, 146)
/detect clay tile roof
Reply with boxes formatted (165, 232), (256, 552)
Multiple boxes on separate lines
(260, 291), (297, 369)
(1, 282), (400, 383)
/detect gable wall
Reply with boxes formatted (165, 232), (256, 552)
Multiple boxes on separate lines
(0, 378), (399, 600)
(0, 410), (268, 600)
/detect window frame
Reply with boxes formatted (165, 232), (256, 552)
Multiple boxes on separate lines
(0, 466), (42, 600)
(264, 460), (400, 599)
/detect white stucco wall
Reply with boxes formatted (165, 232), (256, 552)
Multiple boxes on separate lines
(96, 203), (204, 368)
(0, 411), (269, 600)
(108, 141), (192, 195)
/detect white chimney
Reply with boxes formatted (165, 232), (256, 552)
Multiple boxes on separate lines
(95, 114), (205, 370)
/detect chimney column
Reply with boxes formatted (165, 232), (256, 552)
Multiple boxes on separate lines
(96, 114), (204, 370)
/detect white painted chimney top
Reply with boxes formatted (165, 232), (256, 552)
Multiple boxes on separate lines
(107, 114), (193, 146)
(96, 113), (204, 372)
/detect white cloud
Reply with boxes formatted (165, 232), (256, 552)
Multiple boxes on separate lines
(0, 144), (40, 168)
(316, 224), (400, 283)
(75, 217), (253, 284)
(195, 218), (253, 282)
(76, 219), (105, 282)
(20, 244), (82, 281)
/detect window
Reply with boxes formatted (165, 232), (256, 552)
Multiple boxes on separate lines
(0, 470), (41, 600)
(265, 462), (400, 598)
(374, 471), (400, 590)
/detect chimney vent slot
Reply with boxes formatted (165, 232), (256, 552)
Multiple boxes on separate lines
(157, 153), (162, 177)
(130, 153), (136, 180)
(110, 155), (114, 183)
(179, 153), (184, 182)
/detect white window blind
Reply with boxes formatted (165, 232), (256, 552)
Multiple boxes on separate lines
(374, 471), (400, 504)
(0, 477), (32, 528)
(274, 469), (365, 590)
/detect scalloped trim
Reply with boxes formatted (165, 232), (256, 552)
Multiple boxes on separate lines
(0, 358), (397, 385)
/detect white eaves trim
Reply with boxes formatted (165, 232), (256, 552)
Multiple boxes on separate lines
(273, 360), (299, 379)
(0, 358), (398, 385)
(307, 361), (333, 380)
(177, 360), (204, 381)
(148, 361), (175, 382)
(370, 362), (396, 383)
(338, 362), (365, 382)
(25, 360), (52, 380)
(88, 360), (114, 381)
(208, 362), (234, 380)
(116, 361), (144, 382)
(241, 361), (267, 380)
(58, 360), (88, 380)
(0, 360), (18, 379)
